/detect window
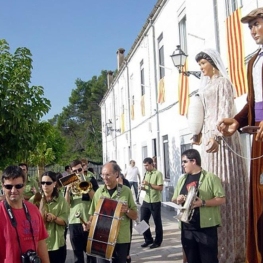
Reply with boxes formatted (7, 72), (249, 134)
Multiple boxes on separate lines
(140, 60), (145, 96)
(163, 135), (170, 180)
(158, 33), (165, 79)
(178, 16), (187, 54)
(225, 0), (239, 16)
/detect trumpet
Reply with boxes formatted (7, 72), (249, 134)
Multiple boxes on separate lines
(60, 173), (92, 195)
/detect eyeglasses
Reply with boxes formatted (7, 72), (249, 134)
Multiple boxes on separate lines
(72, 167), (83, 173)
(182, 159), (193, 164)
(41, 181), (53, 185)
(3, 184), (24, 190)
(101, 173), (114, 178)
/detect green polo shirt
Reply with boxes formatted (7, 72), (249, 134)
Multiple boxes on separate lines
(69, 172), (95, 224)
(29, 194), (69, 251)
(143, 169), (164, 203)
(24, 176), (39, 199)
(173, 170), (225, 228)
(89, 185), (137, 243)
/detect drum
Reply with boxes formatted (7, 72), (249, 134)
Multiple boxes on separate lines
(86, 197), (123, 260)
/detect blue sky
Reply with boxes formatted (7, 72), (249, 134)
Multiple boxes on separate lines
(0, 1), (157, 120)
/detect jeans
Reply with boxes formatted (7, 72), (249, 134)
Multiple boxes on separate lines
(129, 181), (139, 201)
(140, 201), (163, 245)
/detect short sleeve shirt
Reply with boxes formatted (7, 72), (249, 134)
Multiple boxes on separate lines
(143, 169), (163, 203)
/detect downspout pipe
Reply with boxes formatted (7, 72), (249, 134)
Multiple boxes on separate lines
(126, 61), (132, 159)
(150, 18), (161, 168)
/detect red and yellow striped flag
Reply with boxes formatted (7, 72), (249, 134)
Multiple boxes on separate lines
(131, 104), (135, 120)
(178, 59), (189, 115)
(226, 8), (248, 97)
(120, 113), (125, 133)
(157, 78), (165, 104)
(140, 95), (145, 116)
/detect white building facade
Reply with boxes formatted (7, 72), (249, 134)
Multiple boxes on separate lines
(100, 0), (262, 201)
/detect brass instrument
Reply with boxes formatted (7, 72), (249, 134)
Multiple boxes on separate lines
(176, 186), (198, 223)
(59, 173), (92, 195)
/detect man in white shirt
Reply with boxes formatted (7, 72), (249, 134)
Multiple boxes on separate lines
(125, 160), (141, 204)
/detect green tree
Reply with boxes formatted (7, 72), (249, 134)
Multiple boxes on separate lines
(53, 71), (108, 163)
(0, 39), (51, 168)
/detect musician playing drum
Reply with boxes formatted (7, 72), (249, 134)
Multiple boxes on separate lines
(172, 149), (225, 263)
(85, 162), (137, 263)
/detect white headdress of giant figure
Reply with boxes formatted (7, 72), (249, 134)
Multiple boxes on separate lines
(187, 48), (236, 144)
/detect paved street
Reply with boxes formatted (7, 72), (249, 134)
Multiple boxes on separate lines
(65, 204), (183, 263)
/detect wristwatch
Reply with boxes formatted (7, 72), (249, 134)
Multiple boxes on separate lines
(201, 200), (206, 207)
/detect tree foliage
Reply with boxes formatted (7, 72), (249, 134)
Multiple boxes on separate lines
(51, 71), (108, 164)
(0, 39), (51, 168)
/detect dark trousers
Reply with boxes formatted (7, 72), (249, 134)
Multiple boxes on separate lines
(181, 226), (218, 263)
(69, 223), (96, 263)
(48, 245), (67, 263)
(129, 181), (139, 200)
(96, 243), (129, 263)
(140, 201), (163, 245)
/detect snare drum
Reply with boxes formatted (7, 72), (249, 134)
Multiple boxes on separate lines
(86, 197), (123, 260)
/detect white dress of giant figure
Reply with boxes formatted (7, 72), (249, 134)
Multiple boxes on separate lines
(188, 49), (248, 263)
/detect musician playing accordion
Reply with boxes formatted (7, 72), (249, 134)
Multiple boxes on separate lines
(172, 149), (225, 263)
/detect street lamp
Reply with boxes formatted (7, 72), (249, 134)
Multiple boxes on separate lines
(170, 45), (201, 79)
(106, 119), (121, 133)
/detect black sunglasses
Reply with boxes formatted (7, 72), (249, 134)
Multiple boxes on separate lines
(41, 181), (53, 185)
(182, 159), (194, 164)
(3, 184), (24, 190)
(72, 167), (83, 173)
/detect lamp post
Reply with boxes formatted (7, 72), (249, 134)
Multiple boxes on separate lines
(170, 45), (201, 79)
(106, 119), (121, 133)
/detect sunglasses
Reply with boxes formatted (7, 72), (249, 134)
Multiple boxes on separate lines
(72, 167), (83, 173)
(41, 181), (53, 185)
(3, 184), (24, 190)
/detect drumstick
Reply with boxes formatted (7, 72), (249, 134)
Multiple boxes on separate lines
(75, 211), (86, 224)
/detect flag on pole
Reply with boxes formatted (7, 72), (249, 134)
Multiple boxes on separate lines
(226, 8), (248, 97)
(178, 59), (189, 115)
(157, 78), (165, 104)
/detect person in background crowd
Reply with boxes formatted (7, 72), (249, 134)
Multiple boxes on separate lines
(140, 157), (163, 249)
(86, 162), (137, 263)
(172, 149), (225, 263)
(217, 7), (263, 263)
(19, 163), (39, 201)
(62, 165), (71, 177)
(0, 165), (49, 263)
(30, 171), (69, 263)
(65, 159), (98, 263)
(125, 160), (141, 204)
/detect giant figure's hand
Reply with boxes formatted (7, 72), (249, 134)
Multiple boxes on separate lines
(217, 118), (239, 136)
(206, 138), (219, 153)
(256, 121), (263, 141)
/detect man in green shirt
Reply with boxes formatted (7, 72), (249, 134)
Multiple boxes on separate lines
(172, 149), (225, 263)
(87, 162), (137, 263)
(140, 157), (164, 249)
(65, 159), (99, 263)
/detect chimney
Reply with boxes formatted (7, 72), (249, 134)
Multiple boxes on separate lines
(117, 48), (125, 70)
(107, 71), (113, 89)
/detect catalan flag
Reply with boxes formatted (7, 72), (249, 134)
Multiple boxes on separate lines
(131, 104), (135, 120)
(140, 95), (145, 116)
(178, 59), (189, 115)
(226, 8), (248, 97)
(157, 78), (165, 104)
(120, 113), (125, 133)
